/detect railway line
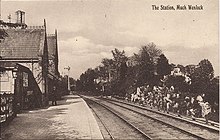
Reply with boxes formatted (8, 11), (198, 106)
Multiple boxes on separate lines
(84, 97), (150, 139)
(83, 96), (219, 139)
(102, 98), (219, 139)
(107, 97), (219, 129)
(104, 98), (219, 130)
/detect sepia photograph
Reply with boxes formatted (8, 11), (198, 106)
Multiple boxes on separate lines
(0, 0), (219, 139)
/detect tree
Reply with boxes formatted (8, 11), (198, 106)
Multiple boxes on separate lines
(135, 43), (162, 86)
(77, 49), (129, 96)
(190, 59), (214, 94)
(119, 61), (128, 81)
(112, 48), (128, 67)
(109, 48), (128, 96)
(78, 68), (98, 92)
(111, 48), (128, 80)
(135, 49), (154, 86)
(69, 77), (76, 91)
(198, 59), (214, 79)
(165, 75), (189, 92)
(76, 79), (83, 91)
(185, 65), (196, 76)
(141, 42), (162, 64)
(205, 76), (219, 106)
(99, 58), (114, 81)
(177, 64), (185, 74)
(157, 54), (171, 78)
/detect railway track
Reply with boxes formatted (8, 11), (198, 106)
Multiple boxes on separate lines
(83, 96), (218, 139)
(84, 97), (151, 139)
(102, 98), (219, 139)
(107, 97), (219, 129)
(86, 99), (115, 140)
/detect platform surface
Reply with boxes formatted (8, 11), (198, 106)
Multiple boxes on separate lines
(1, 95), (103, 139)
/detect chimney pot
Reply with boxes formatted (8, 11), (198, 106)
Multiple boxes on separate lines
(15, 10), (25, 24)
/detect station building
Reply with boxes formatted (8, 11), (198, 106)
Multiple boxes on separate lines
(0, 10), (61, 123)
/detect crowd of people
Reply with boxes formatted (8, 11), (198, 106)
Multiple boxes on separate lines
(125, 85), (213, 123)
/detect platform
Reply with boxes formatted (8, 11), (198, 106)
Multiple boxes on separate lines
(1, 95), (103, 139)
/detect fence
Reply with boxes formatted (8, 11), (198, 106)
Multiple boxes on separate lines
(0, 94), (16, 124)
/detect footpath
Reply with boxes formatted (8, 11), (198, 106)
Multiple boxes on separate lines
(1, 95), (103, 139)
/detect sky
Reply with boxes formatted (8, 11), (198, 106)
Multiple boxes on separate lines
(1, 0), (219, 79)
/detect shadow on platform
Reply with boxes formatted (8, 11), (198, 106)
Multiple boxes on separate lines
(49, 95), (82, 107)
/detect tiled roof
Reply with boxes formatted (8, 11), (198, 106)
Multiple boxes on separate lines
(47, 35), (57, 60)
(0, 28), (46, 59)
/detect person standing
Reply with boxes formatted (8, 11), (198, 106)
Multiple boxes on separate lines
(136, 87), (141, 96)
(200, 101), (211, 124)
(131, 93), (134, 102)
(51, 86), (57, 106)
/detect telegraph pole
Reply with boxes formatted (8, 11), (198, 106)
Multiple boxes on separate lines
(64, 66), (70, 92)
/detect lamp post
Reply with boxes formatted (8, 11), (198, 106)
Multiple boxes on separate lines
(64, 66), (70, 92)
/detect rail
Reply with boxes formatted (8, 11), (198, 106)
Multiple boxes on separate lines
(104, 99), (207, 140)
(102, 98), (219, 139)
(83, 96), (152, 140)
(86, 100), (115, 140)
(106, 97), (219, 131)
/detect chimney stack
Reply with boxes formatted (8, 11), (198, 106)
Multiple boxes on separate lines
(15, 10), (25, 24)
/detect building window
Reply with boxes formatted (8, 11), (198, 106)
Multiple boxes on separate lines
(0, 71), (9, 82)
(23, 72), (28, 87)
